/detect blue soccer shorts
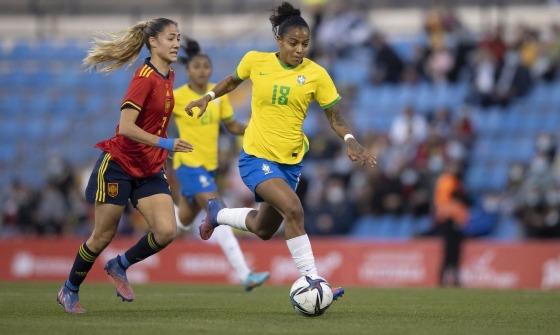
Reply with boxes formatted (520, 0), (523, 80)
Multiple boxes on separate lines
(238, 149), (303, 203)
(174, 165), (218, 202)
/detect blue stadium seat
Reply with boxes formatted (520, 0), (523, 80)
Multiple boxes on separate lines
(22, 118), (45, 140)
(414, 216), (433, 234)
(51, 94), (79, 116)
(356, 85), (379, 108)
(487, 163), (509, 191)
(490, 216), (521, 240)
(541, 111), (560, 132)
(501, 111), (521, 136)
(332, 60), (369, 86)
(510, 136), (534, 162)
(27, 91), (51, 117)
(10, 41), (34, 61)
(377, 215), (397, 238)
(465, 163), (487, 191)
(59, 43), (86, 61)
(47, 118), (71, 138)
(395, 215), (415, 239)
(1, 94), (25, 116)
(391, 39), (415, 62)
(0, 144), (16, 162)
(54, 69), (80, 90)
(350, 215), (377, 238)
(413, 83), (434, 111)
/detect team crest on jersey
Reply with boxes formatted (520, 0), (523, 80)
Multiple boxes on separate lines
(107, 183), (119, 198)
(262, 163), (272, 175)
(297, 75), (306, 86)
(199, 175), (210, 188)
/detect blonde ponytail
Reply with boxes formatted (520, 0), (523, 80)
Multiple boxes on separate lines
(83, 21), (150, 73)
(83, 18), (177, 73)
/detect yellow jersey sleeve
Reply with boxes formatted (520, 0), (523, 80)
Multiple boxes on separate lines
(234, 51), (257, 80)
(315, 68), (341, 109)
(219, 94), (234, 121)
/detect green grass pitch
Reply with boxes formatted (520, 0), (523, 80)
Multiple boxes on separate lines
(0, 282), (559, 335)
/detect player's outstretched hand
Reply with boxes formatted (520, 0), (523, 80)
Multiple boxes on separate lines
(173, 139), (193, 152)
(185, 95), (211, 118)
(346, 138), (377, 168)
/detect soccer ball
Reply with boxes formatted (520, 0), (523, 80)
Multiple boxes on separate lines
(289, 275), (333, 317)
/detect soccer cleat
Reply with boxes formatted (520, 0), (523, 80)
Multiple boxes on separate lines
(104, 257), (135, 302)
(199, 198), (224, 240)
(57, 285), (86, 314)
(332, 287), (345, 301)
(242, 271), (270, 292)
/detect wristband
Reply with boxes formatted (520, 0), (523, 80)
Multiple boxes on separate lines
(157, 137), (175, 151)
(344, 134), (355, 142)
(206, 91), (216, 100)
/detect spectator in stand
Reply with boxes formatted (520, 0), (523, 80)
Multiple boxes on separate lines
(1, 179), (38, 235)
(427, 37), (454, 83)
(428, 107), (452, 138)
(400, 165), (431, 216)
(369, 167), (405, 215)
(413, 126), (447, 176)
(423, 7), (473, 82)
(452, 107), (475, 147)
(468, 46), (533, 107)
(369, 32), (404, 85)
(306, 174), (357, 235)
(468, 48), (499, 107)
(513, 135), (560, 238)
(315, 2), (371, 60)
(303, 0), (328, 59)
(390, 105), (428, 147)
(36, 182), (66, 235)
(493, 47), (533, 106)
(545, 23), (560, 80)
(518, 26), (540, 71)
(479, 25), (507, 64)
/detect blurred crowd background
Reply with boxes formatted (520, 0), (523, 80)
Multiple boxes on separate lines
(1, 0), (560, 241)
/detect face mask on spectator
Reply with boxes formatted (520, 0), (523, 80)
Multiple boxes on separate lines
(326, 186), (345, 205)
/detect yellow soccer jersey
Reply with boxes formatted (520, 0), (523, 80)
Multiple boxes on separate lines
(235, 51), (340, 164)
(172, 83), (234, 171)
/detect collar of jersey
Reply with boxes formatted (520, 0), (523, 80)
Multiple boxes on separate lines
(144, 57), (171, 79)
(275, 53), (301, 70)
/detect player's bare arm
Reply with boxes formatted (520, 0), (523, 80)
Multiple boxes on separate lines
(185, 75), (243, 118)
(119, 108), (193, 152)
(224, 119), (247, 135)
(323, 105), (376, 167)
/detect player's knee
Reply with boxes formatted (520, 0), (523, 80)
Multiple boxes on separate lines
(283, 202), (304, 222)
(178, 212), (194, 227)
(254, 228), (275, 240)
(153, 224), (177, 245)
(89, 230), (116, 252)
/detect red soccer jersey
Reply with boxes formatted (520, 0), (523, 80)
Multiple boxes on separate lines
(96, 59), (175, 178)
